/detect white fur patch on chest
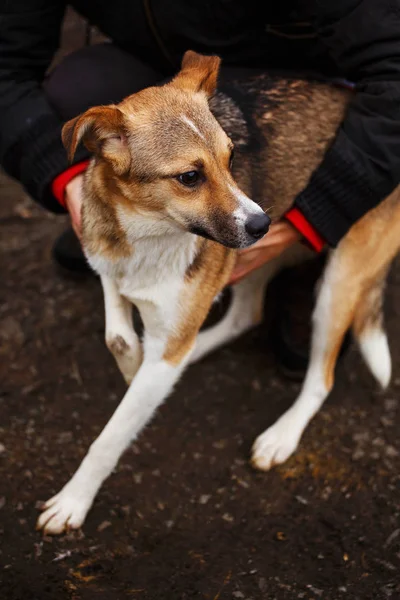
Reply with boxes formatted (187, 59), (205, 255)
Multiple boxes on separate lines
(85, 216), (199, 330)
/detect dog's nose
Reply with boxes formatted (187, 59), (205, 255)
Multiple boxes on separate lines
(245, 212), (271, 240)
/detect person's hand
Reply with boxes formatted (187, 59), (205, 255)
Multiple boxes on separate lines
(64, 174), (84, 240)
(229, 220), (301, 285)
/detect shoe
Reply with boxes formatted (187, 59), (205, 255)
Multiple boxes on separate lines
(52, 228), (93, 274)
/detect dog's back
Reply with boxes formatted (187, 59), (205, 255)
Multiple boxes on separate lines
(211, 75), (351, 217)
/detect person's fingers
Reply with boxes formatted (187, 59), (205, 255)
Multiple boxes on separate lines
(230, 243), (285, 284)
(65, 175), (84, 240)
(73, 203), (82, 238)
(229, 220), (301, 285)
(70, 216), (81, 240)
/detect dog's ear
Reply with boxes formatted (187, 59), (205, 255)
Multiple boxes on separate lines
(172, 50), (221, 97)
(62, 106), (131, 175)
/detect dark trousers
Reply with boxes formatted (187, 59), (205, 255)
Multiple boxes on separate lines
(43, 42), (268, 122)
(43, 43), (164, 122)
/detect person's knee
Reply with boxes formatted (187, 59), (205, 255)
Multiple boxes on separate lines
(43, 43), (162, 120)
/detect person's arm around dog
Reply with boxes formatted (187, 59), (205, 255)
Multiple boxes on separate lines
(231, 0), (400, 283)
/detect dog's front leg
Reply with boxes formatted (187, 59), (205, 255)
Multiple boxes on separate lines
(102, 275), (142, 385)
(36, 330), (194, 535)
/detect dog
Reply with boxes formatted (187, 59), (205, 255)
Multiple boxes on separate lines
(37, 51), (400, 534)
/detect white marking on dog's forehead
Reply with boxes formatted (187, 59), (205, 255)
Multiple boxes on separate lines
(180, 115), (206, 141)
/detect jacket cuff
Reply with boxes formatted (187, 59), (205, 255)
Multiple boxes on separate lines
(293, 130), (384, 247)
(52, 160), (90, 208)
(285, 208), (325, 252)
(2, 112), (90, 213)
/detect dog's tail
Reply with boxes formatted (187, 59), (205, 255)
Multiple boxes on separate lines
(352, 270), (391, 388)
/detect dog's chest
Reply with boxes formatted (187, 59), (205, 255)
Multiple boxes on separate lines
(116, 266), (186, 335)
(115, 234), (199, 321)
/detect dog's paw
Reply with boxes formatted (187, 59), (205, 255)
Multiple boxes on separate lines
(36, 488), (92, 535)
(251, 414), (301, 471)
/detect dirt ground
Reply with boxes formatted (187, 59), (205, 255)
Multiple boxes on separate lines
(1, 11), (400, 600)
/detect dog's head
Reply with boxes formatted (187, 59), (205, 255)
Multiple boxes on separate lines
(62, 50), (270, 249)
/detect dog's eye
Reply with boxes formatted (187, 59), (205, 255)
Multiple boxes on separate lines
(229, 149), (235, 169)
(177, 171), (200, 187)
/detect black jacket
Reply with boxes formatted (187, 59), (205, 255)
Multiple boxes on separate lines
(1, 0), (400, 246)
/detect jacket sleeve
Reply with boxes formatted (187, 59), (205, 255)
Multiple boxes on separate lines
(294, 0), (400, 246)
(0, 1), (87, 212)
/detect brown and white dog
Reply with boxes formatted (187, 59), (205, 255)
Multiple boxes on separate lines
(37, 51), (400, 534)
